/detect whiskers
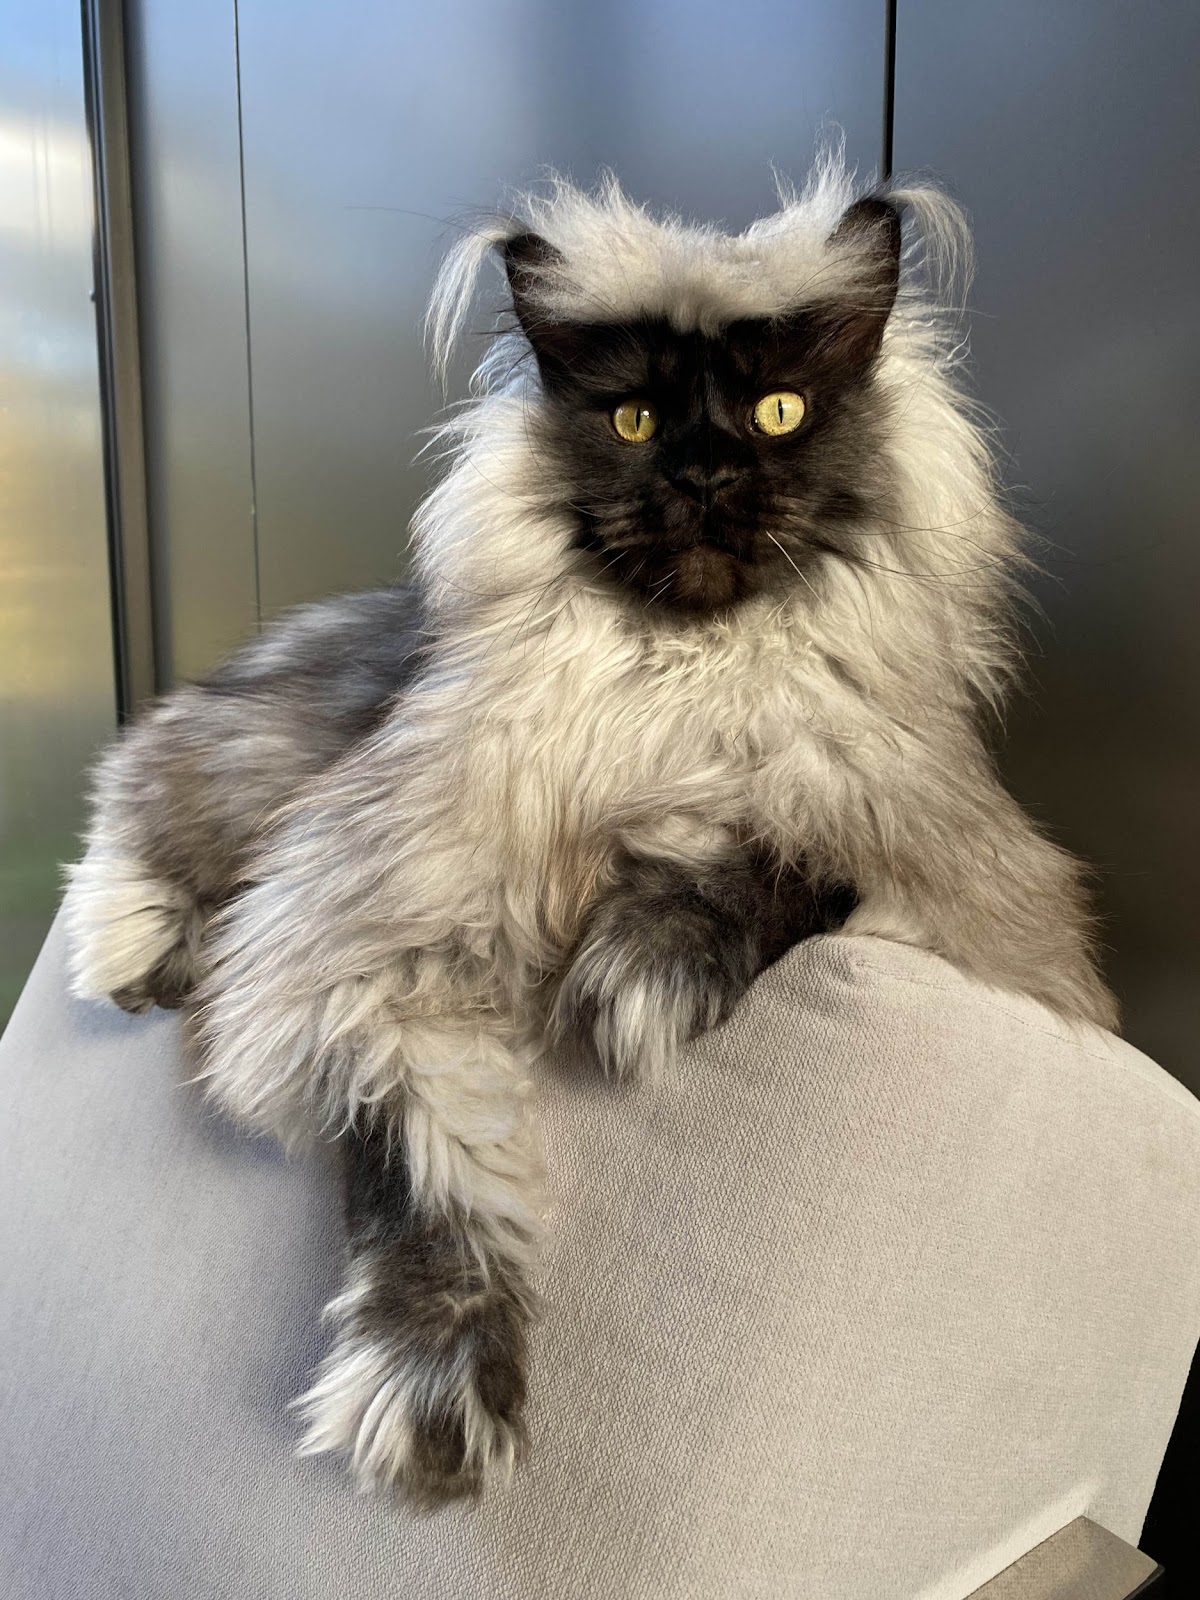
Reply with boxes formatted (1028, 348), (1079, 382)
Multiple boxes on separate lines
(765, 531), (821, 601)
(770, 494), (1014, 591)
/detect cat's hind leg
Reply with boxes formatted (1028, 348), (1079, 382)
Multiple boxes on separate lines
(66, 707), (214, 1012)
(66, 585), (429, 1014)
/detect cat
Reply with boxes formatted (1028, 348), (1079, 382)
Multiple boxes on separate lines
(66, 154), (1117, 1506)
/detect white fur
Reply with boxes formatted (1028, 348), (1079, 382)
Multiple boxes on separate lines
(194, 160), (1111, 1369)
(427, 147), (973, 380)
(551, 938), (724, 1083)
(63, 854), (191, 1000)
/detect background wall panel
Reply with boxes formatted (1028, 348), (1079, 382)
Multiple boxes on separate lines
(0, 0), (118, 1025)
(232, 0), (889, 619)
(894, 0), (1200, 1090)
(123, 0), (258, 685)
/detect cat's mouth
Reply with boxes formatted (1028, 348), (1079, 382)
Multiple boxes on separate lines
(619, 540), (750, 613)
(579, 513), (765, 614)
(669, 544), (745, 609)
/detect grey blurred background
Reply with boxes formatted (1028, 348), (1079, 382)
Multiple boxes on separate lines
(2, 0), (1198, 1093)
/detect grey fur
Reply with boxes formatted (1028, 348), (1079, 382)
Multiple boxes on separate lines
(552, 849), (854, 1079)
(294, 1120), (531, 1504)
(68, 588), (427, 1010)
(66, 164), (1118, 1505)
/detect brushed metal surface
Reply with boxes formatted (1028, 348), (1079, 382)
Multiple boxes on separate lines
(0, 0), (118, 1024)
(967, 1517), (1159, 1599)
(123, 0), (258, 685)
(894, 2), (1200, 1089)
(82, 0), (155, 716)
(231, 0), (888, 620)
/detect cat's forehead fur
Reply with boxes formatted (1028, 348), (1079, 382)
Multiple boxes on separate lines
(501, 165), (863, 332)
(426, 153), (966, 387)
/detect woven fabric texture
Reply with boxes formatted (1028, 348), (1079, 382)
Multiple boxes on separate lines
(2, 908), (1198, 1599)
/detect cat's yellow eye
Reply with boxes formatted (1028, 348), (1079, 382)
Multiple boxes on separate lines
(753, 391), (806, 436)
(612, 398), (659, 443)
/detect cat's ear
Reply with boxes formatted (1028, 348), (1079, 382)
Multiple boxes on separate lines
(817, 196), (903, 370)
(500, 231), (583, 382)
(501, 231), (563, 318)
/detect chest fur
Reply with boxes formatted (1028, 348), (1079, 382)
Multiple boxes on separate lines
(418, 590), (901, 969)
(475, 595), (876, 851)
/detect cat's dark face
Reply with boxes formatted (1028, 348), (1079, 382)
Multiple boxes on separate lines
(504, 198), (902, 615)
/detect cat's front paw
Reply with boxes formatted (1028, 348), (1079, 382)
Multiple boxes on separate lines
(65, 853), (204, 1012)
(295, 1251), (529, 1505)
(553, 886), (757, 1081)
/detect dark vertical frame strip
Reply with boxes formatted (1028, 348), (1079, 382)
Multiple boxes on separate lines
(882, 0), (896, 179)
(80, 0), (157, 718)
(232, 0), (262, 627)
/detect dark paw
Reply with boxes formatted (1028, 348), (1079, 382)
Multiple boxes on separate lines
(554, 884), (757, 1079)
(296, 1247), (530, 1504)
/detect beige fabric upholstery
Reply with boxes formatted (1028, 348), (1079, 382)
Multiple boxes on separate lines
(2, 908), (1198, 1599)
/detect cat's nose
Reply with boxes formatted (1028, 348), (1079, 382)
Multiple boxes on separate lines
(669, 463), (742, 503)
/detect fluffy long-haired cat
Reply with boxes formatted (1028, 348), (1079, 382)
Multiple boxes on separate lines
(66, 154), (1117, 1505)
